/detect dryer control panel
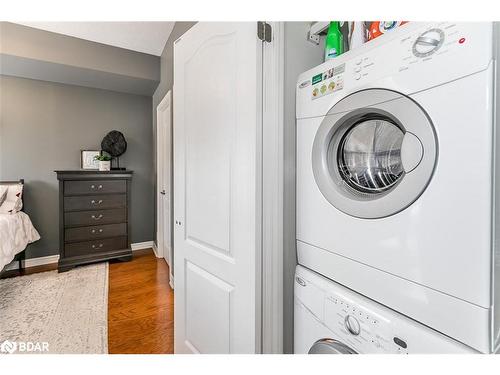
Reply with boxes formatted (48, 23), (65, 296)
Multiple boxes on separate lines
(294, 265), (475, 354)
(297, 22), (493, 120)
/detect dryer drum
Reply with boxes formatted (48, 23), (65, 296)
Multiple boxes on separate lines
(335, 117), (405, 195)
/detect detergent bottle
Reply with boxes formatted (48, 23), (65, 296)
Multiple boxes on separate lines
(324, 21), (343, 61)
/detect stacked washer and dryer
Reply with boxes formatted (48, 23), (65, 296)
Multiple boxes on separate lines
(295, 22), (500, 354)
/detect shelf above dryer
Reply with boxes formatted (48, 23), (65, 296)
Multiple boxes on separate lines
(308, 22), (330, 44)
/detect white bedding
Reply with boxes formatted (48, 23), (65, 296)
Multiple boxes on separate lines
(0, 211), (40, 270)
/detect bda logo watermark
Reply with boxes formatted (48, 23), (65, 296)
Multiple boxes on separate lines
(0, 340), (49, 354)
(0, 340), (17, 354)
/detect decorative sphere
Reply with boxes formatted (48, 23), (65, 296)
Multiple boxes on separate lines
(101, 130), (127, 157)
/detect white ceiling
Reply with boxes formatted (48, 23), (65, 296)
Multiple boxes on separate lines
(16, 22), (175, 56)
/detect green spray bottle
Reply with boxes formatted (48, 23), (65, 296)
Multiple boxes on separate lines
(324, 21), (344, 61)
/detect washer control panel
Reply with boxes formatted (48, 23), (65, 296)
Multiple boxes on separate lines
(324, 293), (409, 354)
(294, 266), (475, 354)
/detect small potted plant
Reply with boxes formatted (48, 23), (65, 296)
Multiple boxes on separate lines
(94, 154), (112, 171)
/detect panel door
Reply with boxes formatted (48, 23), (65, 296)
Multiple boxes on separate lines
(173, 22), (262, 354)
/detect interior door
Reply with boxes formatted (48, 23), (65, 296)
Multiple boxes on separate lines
(156, 91), (172, 276)
(173, 22), (262, 353)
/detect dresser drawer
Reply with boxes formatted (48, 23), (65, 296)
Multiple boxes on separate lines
(65, 236), (128, 257)
(64, 180), (126, 195)
(65, 223), (127, 242)
(64, 208), (126, 227)
(64, 194), (126, 211)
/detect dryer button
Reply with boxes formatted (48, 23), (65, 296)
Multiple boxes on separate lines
(393, 337), (408, 349)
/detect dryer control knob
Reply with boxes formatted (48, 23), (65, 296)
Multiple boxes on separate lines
(344, 315), (361, 336)
(412, 28), (445, 57)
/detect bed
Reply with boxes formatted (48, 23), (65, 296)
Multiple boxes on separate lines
(0, 180), (40, 274)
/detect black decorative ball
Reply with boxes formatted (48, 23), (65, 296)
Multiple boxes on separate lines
(101, 130), (127, 157)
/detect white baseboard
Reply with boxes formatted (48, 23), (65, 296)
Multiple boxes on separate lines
(130, 241), (155, 251)
(169, 274), (174, 290)
(3, 254), (60, 271)
(4, 242), (154, 272)
(152, 241), (159, 257)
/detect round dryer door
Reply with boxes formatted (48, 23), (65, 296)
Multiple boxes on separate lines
(308, 339), (357, 354)
(312, 88), (437, 219)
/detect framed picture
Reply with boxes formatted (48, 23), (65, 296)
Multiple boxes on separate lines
(81, 150), (101, 170)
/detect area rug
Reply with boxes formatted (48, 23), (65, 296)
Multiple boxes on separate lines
(0, 263), (108, 354)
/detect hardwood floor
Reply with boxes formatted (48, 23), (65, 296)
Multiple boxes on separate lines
(1, 262), (57, 278)
(2, 248), (173, 354)
(108, 249), (174, 354)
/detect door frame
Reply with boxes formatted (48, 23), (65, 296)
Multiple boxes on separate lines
(156, 90), (174, 287)
(170, 21), (285, 353)
(261, 21), (285, 354)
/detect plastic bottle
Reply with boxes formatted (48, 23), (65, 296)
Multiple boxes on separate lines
(348, 21), (366, 50)
(324, 22), (343, 61)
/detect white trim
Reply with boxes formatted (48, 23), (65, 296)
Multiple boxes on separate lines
(4, 241), (155, 271)
(261, 21), (285, 354)
(130, 241), (155, 251)
(3, 254), (59, 271)
(152, 241), (160, 257)
(169, 274), (174, 290)
(156, 90), (173, 263)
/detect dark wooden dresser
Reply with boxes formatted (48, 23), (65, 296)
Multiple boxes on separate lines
(55, 170), (133, 272)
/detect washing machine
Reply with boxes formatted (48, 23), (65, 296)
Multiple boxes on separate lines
(296, 22), (500, 353)
(294, 265), (475, 354)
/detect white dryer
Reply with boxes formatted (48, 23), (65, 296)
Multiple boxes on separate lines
(294, 266), (475, 354)
(296, 22), (500, 353)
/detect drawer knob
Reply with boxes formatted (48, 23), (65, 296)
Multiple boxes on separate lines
(91, 228), (104, 234)
(90, 185), (95, 189)
(91, 199), (103, 205)
(92, 243), (104, 249)
(91, 214), (103, 220)
(98, 185), (103, 189)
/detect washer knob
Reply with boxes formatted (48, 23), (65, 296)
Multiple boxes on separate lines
(344, 315), (361, 336)
(412, 28), (445, 57)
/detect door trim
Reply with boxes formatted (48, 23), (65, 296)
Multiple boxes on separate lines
(261, 21), (284, 354)
(156, 90), (173, 284)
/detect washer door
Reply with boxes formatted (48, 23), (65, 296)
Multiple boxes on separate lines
(312, 89), (437, 219)
(308, 338), (357, 354)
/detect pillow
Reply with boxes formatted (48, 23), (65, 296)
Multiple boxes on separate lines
(0, 183), (23, 214)
(0, 186), (7, 207)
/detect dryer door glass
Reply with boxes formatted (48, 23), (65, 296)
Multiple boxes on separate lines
(311, 88), (437, 219)
(308, 338), (357, 354)
(334, 119), (405, 194)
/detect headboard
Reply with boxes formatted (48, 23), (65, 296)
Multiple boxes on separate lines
(0, 179), (24, 211)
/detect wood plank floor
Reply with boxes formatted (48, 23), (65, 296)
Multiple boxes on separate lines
(2, 248), (173, 354)
(108, 249), (174, 354)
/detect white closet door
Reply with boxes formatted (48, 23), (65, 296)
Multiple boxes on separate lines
(173, 22), (262, 354)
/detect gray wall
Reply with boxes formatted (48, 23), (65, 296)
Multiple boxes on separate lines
(283, 22), (324, 353)
(0, 22), (160, 96)
(0, 75), (154, 259)
(152, 22), (196, 243)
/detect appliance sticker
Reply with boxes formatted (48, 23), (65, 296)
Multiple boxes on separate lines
(311, 63), (345, 100)
(312, 74), (323, 85)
